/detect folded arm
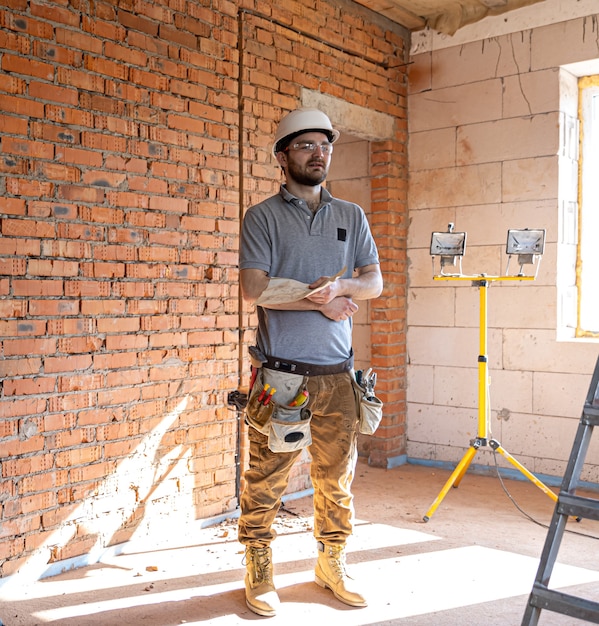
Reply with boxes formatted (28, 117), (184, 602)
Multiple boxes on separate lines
(305, 264), (383, 305)
(240, 265), (383, 322)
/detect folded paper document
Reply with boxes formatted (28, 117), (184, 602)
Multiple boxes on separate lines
(256, 267), (346, 306)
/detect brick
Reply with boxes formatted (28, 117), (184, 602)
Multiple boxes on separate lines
(56, 67), (104, 92)
(102, 436), (141, 459)
(6, 177), (55, 197)
(44, 354), (93, 374)
(57, 146), (103, 168)
(105, 368), (146, 389)
(54, 446), (102, 468)
(4, 11), (53, 38)
(0, 318), (45, 336)
(0, 419), (18, 439)
(83, 261), (125, 278)
(12, 279), (63, 297)
(0, 433), (44, 456)
(3, 376), (56, 396)
(28, 81), (78, 107)
(77, 406), (124, 427)
(84, 55), (128, 81)
(117, 10), (159, 37)
(3, 336), (58, 357)
(111, 282), (153, 299)
(81, 14), (125, 42)
(80, 299), (126, 316)
(0, 257), (26, 275)
(0, 93), (44, 118)
(33, 40), (83, 66)
(159, 23), (197, 49)
(3, 135), (54, 160)
(56, 223), (104, 241)
(0, 357), (42, 378)
(69, 461), (116, 483)
(106, 190), (151, 208)
(105, 333), (148, 351)
(27, 258), (78, 277)
(57, 185), (104, 203)
(0, 196), (26, 215)
(57, 335), (103, 354)
(40, 239), (90, 258)
(129, 66), (170, 91)
(0, 112), (28, 136)
(28, 299), (79, 316)
(0, 536), (25, 560)
(2, 53), (54, 80)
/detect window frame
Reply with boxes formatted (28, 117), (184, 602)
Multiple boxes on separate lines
(577, 75), (599, 338)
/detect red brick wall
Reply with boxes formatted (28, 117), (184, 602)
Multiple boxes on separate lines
(0, 0), (408, 577)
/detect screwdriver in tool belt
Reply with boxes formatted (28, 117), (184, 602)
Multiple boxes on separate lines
(263, 387), (276, 405)
(257, 384), (270, 403)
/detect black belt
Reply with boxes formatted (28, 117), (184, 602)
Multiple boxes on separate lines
(263, 352), (353, 376)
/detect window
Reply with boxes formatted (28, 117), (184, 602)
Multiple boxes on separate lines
(577, 76), (599, 337)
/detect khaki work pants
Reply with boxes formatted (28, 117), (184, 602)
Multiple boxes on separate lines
(238, 371), (359, 548)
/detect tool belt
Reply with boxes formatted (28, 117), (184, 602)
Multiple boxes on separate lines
(245, 347), (355, 453)
(263, 351), (353, 377)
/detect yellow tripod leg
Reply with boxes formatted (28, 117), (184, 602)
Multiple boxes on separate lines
(452, 451), (474, 488)
(423, 445), (478, 521)
(492, 441), (557, 503)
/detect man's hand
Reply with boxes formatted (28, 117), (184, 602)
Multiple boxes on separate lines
(305, 275), (341, 305)
(321, 296), (359, 322)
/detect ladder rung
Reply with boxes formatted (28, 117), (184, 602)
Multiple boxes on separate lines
(528, 584), (599, 623)
(557, 493), (599, 521)
(583, 405), (599, 425)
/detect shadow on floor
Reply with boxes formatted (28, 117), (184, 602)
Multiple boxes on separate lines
(3, 461), (599, 625)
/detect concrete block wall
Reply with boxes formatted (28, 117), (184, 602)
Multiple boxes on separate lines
(0, 0), (408, 581)
(408, 12), (599, 483)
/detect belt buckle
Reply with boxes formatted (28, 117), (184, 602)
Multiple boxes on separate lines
(273, 360), (298, 374)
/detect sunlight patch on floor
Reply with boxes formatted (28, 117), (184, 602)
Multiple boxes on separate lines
(14, 521), (437, 602)
(358, 545), (599, 621)
(30, 523), (599, 624)
(32, 546), (599, 623)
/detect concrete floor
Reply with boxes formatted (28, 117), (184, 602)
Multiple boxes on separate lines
(2, 460), (599, 625)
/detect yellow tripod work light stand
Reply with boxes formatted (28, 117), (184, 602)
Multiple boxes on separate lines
(423, 226), (557, 522)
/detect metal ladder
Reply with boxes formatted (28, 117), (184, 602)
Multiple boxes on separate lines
(522, 354), (599, 625)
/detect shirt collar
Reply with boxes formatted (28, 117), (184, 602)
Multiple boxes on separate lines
(279, 184), (332, 205)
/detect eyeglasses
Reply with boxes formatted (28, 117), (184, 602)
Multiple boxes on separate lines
(286, 141), (334, 154)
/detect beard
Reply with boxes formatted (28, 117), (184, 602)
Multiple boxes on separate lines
(286, 157), (329, 186)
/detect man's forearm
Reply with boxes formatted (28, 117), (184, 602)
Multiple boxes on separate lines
(338, 268), (383, 301)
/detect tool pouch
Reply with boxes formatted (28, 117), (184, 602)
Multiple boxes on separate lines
(265, 368), (311, 453)
(245, 367), (312, 452)
(352, 373), (383, 435)
(268, 403), (312, 453)
(245, 373), (275, 435)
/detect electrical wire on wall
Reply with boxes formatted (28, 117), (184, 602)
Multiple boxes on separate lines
(486, 387), (599, 542)
(226, 8), (249, 510)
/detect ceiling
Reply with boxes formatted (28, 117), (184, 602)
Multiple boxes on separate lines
(354, 0), (546, 35)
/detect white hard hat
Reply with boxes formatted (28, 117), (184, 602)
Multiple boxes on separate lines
(273, 108), (340, 154)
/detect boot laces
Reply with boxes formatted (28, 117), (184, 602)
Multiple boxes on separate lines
(327, 545), (348, 578)
(249, 547), (273, 584)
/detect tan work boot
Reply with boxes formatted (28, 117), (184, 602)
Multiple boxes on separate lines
(315, 541), (367, 607)
(244, 546), (280, 617)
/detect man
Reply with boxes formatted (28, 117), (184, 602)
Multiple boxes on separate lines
(238, 108), (383, 617)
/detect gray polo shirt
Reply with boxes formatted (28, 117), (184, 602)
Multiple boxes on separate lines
(240, 185), (379, 365)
